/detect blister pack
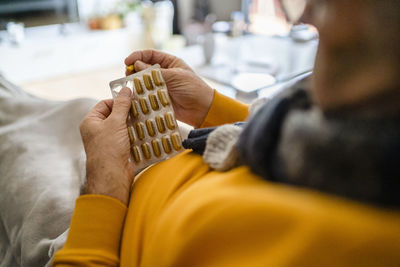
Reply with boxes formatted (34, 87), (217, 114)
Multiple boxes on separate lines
(109, 64), (183, 173)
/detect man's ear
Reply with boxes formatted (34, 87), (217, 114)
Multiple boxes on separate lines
(335, 1), (369, 46)
(309, 0), (369, 48)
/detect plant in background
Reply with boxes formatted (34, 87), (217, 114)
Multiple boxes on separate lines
(116, 0), (142, 20)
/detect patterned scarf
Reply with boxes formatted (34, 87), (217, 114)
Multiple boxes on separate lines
(183, 76), (400, 207)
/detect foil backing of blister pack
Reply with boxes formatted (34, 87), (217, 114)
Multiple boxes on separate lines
(109, 64), (183, 173)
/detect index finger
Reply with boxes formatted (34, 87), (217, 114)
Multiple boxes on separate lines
(124, 49), (184, 69)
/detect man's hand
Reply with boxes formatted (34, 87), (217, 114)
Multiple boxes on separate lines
(80, 87), (134, 205)
(125, 49), (214, 128)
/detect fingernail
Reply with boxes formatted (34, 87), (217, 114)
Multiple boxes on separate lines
(119, 87), (132, 97)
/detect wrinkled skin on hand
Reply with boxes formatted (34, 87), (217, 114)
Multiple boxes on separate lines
(125, 49), (214, 128)
(80, 88), (134, 205)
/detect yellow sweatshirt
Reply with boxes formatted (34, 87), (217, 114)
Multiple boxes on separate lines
(53, 91), (400, 267)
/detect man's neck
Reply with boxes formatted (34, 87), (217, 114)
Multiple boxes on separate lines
(312, 52), (400, 116)
(341, 62), (400, 116)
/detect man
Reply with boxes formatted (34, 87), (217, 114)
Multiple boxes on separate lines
(52, 0), (400, 266)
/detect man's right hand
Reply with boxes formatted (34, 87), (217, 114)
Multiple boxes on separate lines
(125, 50), (214, 128)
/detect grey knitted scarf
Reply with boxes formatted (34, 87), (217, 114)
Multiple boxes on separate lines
(183, 76), (400, 208)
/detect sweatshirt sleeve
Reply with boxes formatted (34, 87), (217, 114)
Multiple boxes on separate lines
(200, 90), (249, 128)
(52, 195), (127, 267)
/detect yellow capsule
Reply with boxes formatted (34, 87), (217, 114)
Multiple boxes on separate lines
(155, 116), (166, 133)
(145, 119), (156, 137)
(134, 78), (144, 94)
(143, 74), (154, 90)
(148, 94), (160, 111)
(157, 89), (170, 106)
(126, 65), (134, 73)
(151, 69), (164, 86)
(127, 126), (135, 144)
(130, 100), (139, 118)
(132, 145), (141, 163)
(135, 122), (145, 140)
(151, 140), (162, 157)
(164, 112), (176, 130)
(161, 136), (172, 154)
(139, 98), (149, 114)
(141, 143), (152, 159)
(171, 133), (182, 151)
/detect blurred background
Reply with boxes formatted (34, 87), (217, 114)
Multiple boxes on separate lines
(0, 0), (318, 102)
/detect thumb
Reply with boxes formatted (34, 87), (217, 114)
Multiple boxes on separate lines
(160, 68), (173, 82)
(110, 87), (132, 121)
(134, 60), (151, 72)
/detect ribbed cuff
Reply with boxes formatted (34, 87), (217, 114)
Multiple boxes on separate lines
(200, 90), (249, 128)
(63, 195), (127, 255)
